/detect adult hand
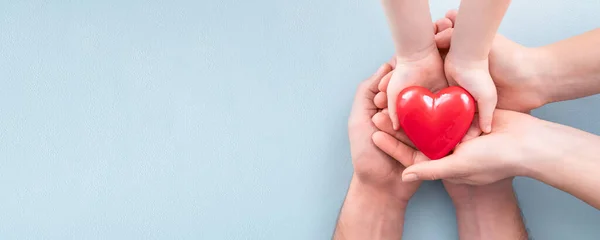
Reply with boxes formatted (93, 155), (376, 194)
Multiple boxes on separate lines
(335, 61), (423, 240)
(380, 108), (600, 211)
(435, 10), (546, 113)
(387, 110), (547, 185)
(348, 61), (420, 203)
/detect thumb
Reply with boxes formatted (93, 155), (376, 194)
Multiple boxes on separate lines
(401, 155), (470, 182)
(387, 88), (400, 130)
(472, 79), (497, 134)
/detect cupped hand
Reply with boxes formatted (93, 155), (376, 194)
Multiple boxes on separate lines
(392, 110), (552, 185)
(435, 10), (546, 113)
(384, 46), (448, 131)
(444, 48), (498, 134)
(348, 60), (420, 203)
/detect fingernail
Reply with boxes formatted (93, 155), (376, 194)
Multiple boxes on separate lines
(485, 125), (492, 133)
(403, 173), (419, 182)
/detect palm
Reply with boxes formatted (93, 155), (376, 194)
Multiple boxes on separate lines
(386, 51), (448, 95)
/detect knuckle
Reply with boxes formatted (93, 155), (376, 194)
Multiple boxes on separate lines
(428, 174), (438, 181)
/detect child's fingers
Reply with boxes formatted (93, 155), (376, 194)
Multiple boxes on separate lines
(475, 92), (497, 134)
(387, 92), (400, 130)
(374, 92), (387, 109)
(378, 70), (394, 93)
(472, 77), (498, 133)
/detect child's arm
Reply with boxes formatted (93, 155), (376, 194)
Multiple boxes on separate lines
(446, 0), (512, 133)
(450, 0), (512, 62)
(381, 0), (448, 130)
(381, 0), (435, 61)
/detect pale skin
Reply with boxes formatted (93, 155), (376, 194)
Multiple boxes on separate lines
(377, 25), (600, 209)
(334, 20), (528, 239)
(381, 0), (511, 134)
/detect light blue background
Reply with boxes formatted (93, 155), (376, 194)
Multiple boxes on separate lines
(1, 0), (599, 239)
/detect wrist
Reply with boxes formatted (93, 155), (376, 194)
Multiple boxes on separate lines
(350, 175), (410, 210)
(522, 120), (599, 181)
(335, 175), (407, 240)
(512, 46), (550, 111)
(530, 46), (568, 108)
(452, 179), (528, 240)
(395, 43), (438, 63)
(528, 46), (561, 106)
(451, 179), (515, 212)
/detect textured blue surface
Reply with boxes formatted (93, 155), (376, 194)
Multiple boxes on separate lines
(1, 0), (599, 239)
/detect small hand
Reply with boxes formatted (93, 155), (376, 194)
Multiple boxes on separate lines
(384, 46), (448, 131)
(444, 49), (497, 134)
(348, 61), (420, 203)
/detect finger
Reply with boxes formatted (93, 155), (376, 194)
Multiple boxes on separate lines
(378, 70), (394, 93)
(350, 63), (393, 115)
(477, 101), (496, 134)
(372, 131), (416, 167)
(445, 9), (458, 24)
(435, 17), (453, 33)
(372, 112), (414, 147)
(473, 86), (497, 133)
(374, 92), (387, 109)
(367, 63), (393, 93)
(433, 22), (438, 34)
(387, 92), (400, 130)
(435, 28), (453, 49)
(382, 108), (388, 115)
(461, 117), (481, 142)
(401, 155), (471, 182)
(444, 178), (469, 185)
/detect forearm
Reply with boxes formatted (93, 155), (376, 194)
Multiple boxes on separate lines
(449, 0), (511, 61)
(333, 175), (407, 240)
(526, 121), (600, 209)
(534, 28), (600, 104)
(452, 180), (527, 240)
(381, 0), (435, 61)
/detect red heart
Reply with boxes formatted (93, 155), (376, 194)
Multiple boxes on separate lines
(396, 86), (475, 160)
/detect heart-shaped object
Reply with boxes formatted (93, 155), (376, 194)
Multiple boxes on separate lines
(396, 86), (475, 160)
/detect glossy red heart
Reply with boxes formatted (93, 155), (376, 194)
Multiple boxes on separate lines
(396, 86), (475, 160)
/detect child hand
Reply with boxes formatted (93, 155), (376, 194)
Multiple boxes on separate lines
(444, 56), (497, 133)
(384, 48), (448, 130)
